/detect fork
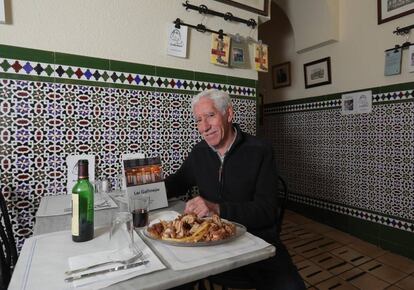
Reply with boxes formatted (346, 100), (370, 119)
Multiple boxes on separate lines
(65, 243), (144, 275)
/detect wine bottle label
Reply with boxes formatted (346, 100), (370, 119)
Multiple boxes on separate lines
(72, 194), (79, 236)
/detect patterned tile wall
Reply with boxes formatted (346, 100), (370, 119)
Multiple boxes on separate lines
(263, 86), (414, 233)
(0, 45), (257, 250)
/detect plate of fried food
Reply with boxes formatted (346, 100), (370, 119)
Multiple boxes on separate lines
(144, 213), (246, 246)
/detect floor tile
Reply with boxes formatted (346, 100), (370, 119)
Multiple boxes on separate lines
(348, 239), (386, 258)
(359, 260), (408, 284)
(377, 252), (414, 274)
(285, 214), (314, 225)
(323, 230), (362, 244)
(301, 222), (334, 234)
(290, 253), (307, 264)
(282, 225), (304, 235)
(339, 267), (390, 290)
(309, 252), (352, 275)
(278, 211), (414, 290)
(315, 276), (359, 290)
(385, 285), (404, 290)
(296, 260), (333, 285)
(395, 274), (414, 290)
(331, 246), (373, 266)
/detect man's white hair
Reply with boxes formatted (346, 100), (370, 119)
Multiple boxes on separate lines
(191, 89), (232, 115)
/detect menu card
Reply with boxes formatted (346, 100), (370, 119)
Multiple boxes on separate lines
(123, 157), (168, 211)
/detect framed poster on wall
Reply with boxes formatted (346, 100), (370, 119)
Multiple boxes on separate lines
(377, 0), (414, 24)
(214, 0), (269, 16)
(303, 57), (332, 89)
(0, 0), (5, 23)
(272, 62), (291, 89)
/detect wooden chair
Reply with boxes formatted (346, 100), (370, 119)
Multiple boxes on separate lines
(206, 176), (289, 290)
(0, 193), (18, 289)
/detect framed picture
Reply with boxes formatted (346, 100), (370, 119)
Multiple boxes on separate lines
(303, 57), (332, 89)
(377, 0), (414, 24)
(409, 45), (414, 73)
(272, 62), (291, 89)
(214, 0), (269, 16)
(0, 0), (5, 23)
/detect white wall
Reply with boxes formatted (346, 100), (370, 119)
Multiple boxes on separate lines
(260, 0), (414, 103)
(0, 0), (261, 79)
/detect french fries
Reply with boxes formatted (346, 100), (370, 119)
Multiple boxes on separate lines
(162, 222), (210, 242)
(147, 213), (236, 243)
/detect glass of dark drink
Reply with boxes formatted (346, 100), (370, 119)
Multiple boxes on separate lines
(130, 193), (150, 229)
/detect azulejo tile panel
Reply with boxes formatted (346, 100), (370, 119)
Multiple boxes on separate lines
(263, 84), (414, 234)
(0, 78), (256, 251)
(0, 44), (258, 250)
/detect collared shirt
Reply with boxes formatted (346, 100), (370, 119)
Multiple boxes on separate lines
(210, 127), (237, 163)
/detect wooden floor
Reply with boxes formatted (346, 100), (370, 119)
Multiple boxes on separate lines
(201, 210), (414, 290)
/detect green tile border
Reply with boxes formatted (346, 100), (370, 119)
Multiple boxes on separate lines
(155, 66), (194, 80)
(0, 44), (55, 63)
(227, 76), (256, 87)
(293, 191), (414, 224)
(379, 224), (414, 250)
(266, 93), (342, 107)
(0, 44), (257, 96)
(55, 52), (110, 71)
(380, 240), (414, 260)
(111, 59), (156, 76)
(0, 72), (54, 84)
(265, 81), (414, 109)
(288, 199), (414, 260)
(194, 71), (227, 84)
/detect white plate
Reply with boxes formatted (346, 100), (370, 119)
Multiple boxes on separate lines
(143, 222), (247, 247)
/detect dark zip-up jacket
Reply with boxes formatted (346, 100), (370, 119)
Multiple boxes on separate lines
(165, 124), (279, 244)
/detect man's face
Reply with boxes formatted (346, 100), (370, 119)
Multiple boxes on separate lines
(193, 97), (233, 151)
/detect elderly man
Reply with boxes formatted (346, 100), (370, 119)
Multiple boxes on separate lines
(166, 89), (305, 290)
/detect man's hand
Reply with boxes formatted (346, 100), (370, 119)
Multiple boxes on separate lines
(184, 196), (220, 218)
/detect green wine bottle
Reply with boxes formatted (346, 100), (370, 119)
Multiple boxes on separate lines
(71, 159), (94, 242)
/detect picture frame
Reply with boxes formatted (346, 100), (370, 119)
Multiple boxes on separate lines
(272, 62), (291, 89)
(409, 45), (414, 73)
(0, 0), (5, 23)
(303, 57), (332, 89)
(377, 0), (414, 24)
(214, 0), (269, 16)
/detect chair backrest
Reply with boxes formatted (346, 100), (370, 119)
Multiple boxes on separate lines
(276, 176), (288, 235)
(0, 194), (18, 289)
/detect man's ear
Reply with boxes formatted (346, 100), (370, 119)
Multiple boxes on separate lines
(227, 106), (234, 123)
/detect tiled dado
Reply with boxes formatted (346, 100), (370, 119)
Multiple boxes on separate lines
(263, 82), (414, 114)
(0, 44), (257, 250)
(263, 82), (414, 258)
(289, 193), (414, 233)
(0, 44), (256, 98)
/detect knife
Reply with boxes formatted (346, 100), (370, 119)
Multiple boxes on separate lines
(64, 260), (149, 282)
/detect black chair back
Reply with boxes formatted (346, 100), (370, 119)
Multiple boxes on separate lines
(0, 194), (18, 289)
(276, 175), (288, 235)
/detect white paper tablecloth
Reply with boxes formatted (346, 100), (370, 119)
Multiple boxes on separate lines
(141, 211), (272, 270)
(9, 228), (166, 290)
(36, 193), (118, 217)
(68, 236), (165, 289)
